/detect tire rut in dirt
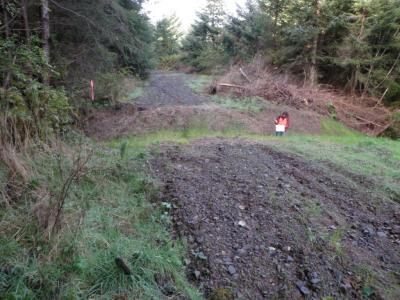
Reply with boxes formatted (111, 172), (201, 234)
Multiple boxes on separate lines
(151, 141), (400, 299)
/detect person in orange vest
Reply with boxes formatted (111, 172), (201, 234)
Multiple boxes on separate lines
(274, 112), (290, 136)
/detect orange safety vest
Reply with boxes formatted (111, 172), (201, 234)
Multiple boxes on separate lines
(275, 117), (289, 128)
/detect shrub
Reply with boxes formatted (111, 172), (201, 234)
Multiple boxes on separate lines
(192, 45), (230, 74)
(158, 54), (185, 70)
(95, 69), (131, 105)
(381, 112), (400, 139)
(0, 37), (71, 147)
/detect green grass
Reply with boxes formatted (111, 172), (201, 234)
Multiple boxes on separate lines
(120, 80), (147, 103)
(320, 118), (360, 136)
(211, 95), (264, 113)
(0, 138), (201, 299)
(276, 135), (400, 199)
(1, 117), (398, 299)
(106, 128), (247, 149)
(125, 86), (144, 100)
(184, 74), (214, 94)
(185, 74), (267, 113)
(328, 228), (345, 254)
(106, 119), (400, 199)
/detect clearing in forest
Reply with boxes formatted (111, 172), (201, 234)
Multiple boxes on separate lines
(87, 72), (400, 299)
(85, 72), (322, 140)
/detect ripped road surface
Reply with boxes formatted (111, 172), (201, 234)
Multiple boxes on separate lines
(151, 139), (400, 299)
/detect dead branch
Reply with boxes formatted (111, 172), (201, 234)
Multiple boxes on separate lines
(239, 68), (251, 83)
(374, 87), (389, 108)
(215, 58), (393, 134)
(115, 257), (132, 275)
(218, 83), (247, 89)
(50, 147), (92, 236)
(352, 114), (385, 127)
(375, 121), (395, 136)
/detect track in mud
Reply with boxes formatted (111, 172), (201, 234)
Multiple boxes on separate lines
(151, 139), (400, 299)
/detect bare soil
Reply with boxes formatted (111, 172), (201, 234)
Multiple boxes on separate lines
(151, 139), (400, 299)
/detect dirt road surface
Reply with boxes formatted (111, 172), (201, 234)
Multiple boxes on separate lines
(151, 139), (400, 299)
(135, 72), (207, 108)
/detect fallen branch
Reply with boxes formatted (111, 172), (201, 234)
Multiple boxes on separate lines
(115, 257), (132, 275)
(353, 114), (384, 127)
(239, 68), (251, 83)
(374, 87), (389, 108)
(375, 121), (395, 136)
(218, 83), (247, 89)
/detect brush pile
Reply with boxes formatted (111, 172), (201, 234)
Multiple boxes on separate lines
(211, 57), (393, 136)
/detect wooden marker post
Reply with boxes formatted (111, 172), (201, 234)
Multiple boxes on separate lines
(90, 80), (95, 101)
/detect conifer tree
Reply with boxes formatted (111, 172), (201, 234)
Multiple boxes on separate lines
(154, 15), (181, 57)
(181, 0), (228, 71)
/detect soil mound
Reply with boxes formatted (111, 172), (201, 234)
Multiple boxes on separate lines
(151, 140), (400, 299)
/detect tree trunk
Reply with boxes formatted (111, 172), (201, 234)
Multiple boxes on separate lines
(358, 8), (367, 40)
(21, 0), (30, 41)
(348, 69), (358, 94)
(2, 0), (10, 38)
(309, 0), (320, 87)
(270, 1), (286, 49)
(272, 9), (278, 48)
(309, 36), (318, 87)
(41, 0), (50, 84)
(2, 0), (11, 88)
(351, 7), (367, 95)
(41, 0), (50, 63)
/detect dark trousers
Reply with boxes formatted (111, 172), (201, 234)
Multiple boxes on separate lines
(276, 132), (284, 136)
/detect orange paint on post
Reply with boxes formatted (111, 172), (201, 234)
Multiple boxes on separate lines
(90, 80), (95, 101)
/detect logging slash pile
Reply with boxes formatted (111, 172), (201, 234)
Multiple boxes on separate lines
(211, 59), (395, 136)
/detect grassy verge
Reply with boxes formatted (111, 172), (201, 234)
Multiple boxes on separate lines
(106, 119), (399, 199)
(106, 128), (247, 149)
(184, 74), (214, 94)
(278, 134), (400, 200)
(183, 73), (272, 113)
(120, 78), (147, 103)
(0, 136), (200, 299)
(211, 95), (265, 113)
